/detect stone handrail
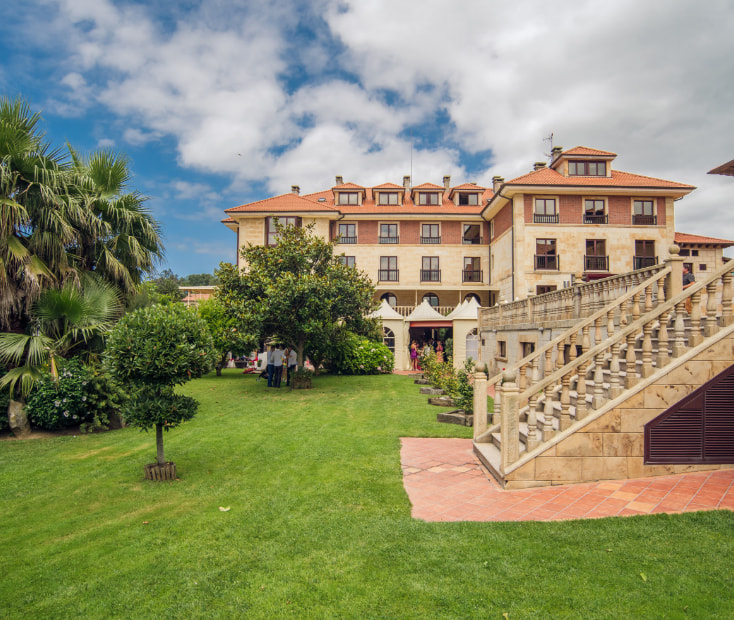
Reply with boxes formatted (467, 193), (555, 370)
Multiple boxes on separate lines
(494, 257), (734, 474)
(476, 266), (670, 440)
(480, 264), (665, 331)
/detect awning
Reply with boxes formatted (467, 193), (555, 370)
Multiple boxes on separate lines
(410, 321), (453, 328)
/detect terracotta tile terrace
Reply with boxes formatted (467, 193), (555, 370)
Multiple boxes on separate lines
(401, 437), (734, 522)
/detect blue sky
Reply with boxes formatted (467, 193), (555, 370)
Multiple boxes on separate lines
(2, 0), (734, 276)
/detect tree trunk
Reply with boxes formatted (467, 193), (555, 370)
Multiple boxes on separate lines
(296, 341), (305, 368)
(215, 363), (223, 376)
(155, 423), (165, 465)
(8, 399), (31, 437)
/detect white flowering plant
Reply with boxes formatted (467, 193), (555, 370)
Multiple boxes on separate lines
(327, 333), (394, 375)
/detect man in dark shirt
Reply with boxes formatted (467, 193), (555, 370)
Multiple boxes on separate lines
(683, 266), (695, 313)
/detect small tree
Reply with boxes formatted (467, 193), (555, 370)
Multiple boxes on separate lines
(105, 304), (217, 474)
(197, 297), (257, 375)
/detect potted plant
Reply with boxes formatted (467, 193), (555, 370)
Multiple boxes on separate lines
(105, 304), (217, 480)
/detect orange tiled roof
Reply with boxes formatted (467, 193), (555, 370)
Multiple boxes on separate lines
(221, 217), (234, 223)
(675, 232), (734, 246)
(332, 182), (366, 190)
(372, 182), (405, 189)
(225, 193), (338, 214)
(506, 167), (695, 190)
(561, 146), (617, 157)
(412, 182), (445, 190)
(451, 183), (486, 190)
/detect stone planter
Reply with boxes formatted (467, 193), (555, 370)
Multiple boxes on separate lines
(428, 395), (455, 407)
(144, 462), (177, 481)
(420, 387), (445, 395)
(413, 378), (431, 385)
(291, 376), (312, 389)
(437, 410), (473, 426)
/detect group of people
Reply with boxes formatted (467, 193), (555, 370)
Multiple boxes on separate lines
(409, 339), (445, 370)
(259, 344), (298, 387)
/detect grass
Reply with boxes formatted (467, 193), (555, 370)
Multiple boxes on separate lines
(0, 370), (732, 619)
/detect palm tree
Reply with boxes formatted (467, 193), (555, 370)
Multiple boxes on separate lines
(0, 96), (74, 329)
(0, 277), (123, 434)
(68, 148), (164, 294)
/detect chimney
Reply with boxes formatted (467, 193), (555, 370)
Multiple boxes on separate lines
(403, 175), (411, 189)
(551, 146), (563, 163)
(533, 162), (547, 171)
(335, 175), (343, 186)
(492, 175), (504, 193)
(443, 175), (451, 190)
(291, 185), (300, 195)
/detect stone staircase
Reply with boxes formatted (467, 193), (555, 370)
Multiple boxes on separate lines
(473, 251), (734, 488)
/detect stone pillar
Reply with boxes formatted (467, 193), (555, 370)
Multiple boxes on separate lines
(665, 244), (683, 301)
(8, 400), (31, 437)
(500, 370), (520, 473)
(472, 362), (488, 440)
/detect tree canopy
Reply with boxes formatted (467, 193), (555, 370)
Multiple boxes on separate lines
(216, 222), (378, 365)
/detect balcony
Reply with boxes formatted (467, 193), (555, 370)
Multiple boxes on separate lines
(378, 269), (399, 282)
(379, 236), (399, 244)
(533, 213), (559, 224)
(583, 214), (608, 225)
(584, 255), (609, 271)
(337, 236), (357, 244)
(462, 236), (484, 245)
(420, 269), (441, 282)
(633, 256), (658, 270)
(462, 269), (483, 283)
(633, 214), (657, 225)
(420, 236), (441, 244)
(535, 255), (559, 270)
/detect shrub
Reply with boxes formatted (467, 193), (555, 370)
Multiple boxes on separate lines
(25, 358), (126, 431)
(328, 333), (394, 375)
(420, 353), (475, 414)
(0, 370), (9, 432)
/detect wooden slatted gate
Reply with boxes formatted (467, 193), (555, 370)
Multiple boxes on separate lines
(645, 365), (734, 464)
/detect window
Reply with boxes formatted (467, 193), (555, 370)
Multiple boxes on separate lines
(421, 256), (440, 282)
(680, 249), (691, 257)
(337, 223), (356, 244)
(633, 200), (656, 225)
(378, 192), (400, 205)
(458, 193), (479, 205)
(490, 220), (495, 239)
(569, 161), (606, 176)
(497, 340), (507, 359)
(339, 256), (355, 267)
(463, 223), (482, 244)
(584, 199), (607, 224)
(379, 223), (399, 244)
(537, 285), (557, 295)
(382, 327), (395, 353)
(463, 257), (482, 282)
(421, 223), (440, 244)
(422, 293), (439, 307)
(534, 198), (558, 223)
(634, 240), (656, 269)
(700, 264), (707, 271)
(380, 292), (397, 307)
(585, 239), (608, 271)
(417, 192), (440, 205)
(338, 192), (359, 205)
(692, 250), (699, 257)
(521, 342), (536, 357)
(379, 256), (398, 281)
(535, 238), (558, 270)
(266, 216), (300, 245)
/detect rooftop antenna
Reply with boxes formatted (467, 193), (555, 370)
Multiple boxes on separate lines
(543, 132), (554, 162)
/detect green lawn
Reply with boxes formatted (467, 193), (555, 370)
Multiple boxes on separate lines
(0, 371), (732, 619)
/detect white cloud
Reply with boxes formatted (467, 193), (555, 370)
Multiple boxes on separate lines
(96, 138), (115, 148)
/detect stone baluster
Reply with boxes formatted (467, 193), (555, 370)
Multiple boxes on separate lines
(560, 372), (572, 430)
(704, 281), (719, 337)
(581, 324), (591, 355)
(690, 290), (703, 347)
(645, 282), (654, 313)
(607, 308), (615, 341)
(556, 341), (566, 371)
(569, 332), (578, 363)
(473, 362), (488, 441)
(544, 348), (553, 382)
(641, 321), (654, 378)
(575, 362), (589, 420)
(657, 276), (666, 305)
(672, 303), (687, 358)
(594, 317), (603, 347)
(526, 403), (539, 452)
(592, 353), (606, 409)
(619, 299), (629, 327)
(542, 384), (555, 441)
(656, 310), (671, 369)
(609, 340), (623, 399)
(625, 332), (638, 388)
(632, 292), (641, 322)
(722, 271), (733, 326)
(492, 377), (502, 425)
(500, 370), (520, 473)
(518, 363), (528, 391)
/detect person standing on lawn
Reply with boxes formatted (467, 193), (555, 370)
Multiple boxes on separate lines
(286, 346), (297, 386)
(266, 345), (275, 387)
(272, 344), (285, 387)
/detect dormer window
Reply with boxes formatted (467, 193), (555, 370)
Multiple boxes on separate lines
(378, 192), (400, 205)
(458, 193), (479, 206)
(417, 192), (440, 205)
(338, 192), (359, 205)
(569, 161), (606, 176)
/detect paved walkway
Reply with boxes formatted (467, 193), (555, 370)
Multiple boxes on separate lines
(401, 438), (734, 522)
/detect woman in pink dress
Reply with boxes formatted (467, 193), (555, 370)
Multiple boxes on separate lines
(410, 341), (418, 370)
(436, 341), (444, 363)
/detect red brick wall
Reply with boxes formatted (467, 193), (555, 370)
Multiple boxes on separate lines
(442, 221), (462, 244)
(559, 195), (582, 224)
(608, 196), (632, 225)
(494, 203), (513, 239)
(401, 221), (420, 244)
(657, 197), (666, 225)
(524, 195), (532, 222)
(359, 221), (377, 244)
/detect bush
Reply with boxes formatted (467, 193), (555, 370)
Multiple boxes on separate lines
(0, 370), (9, 432)
(327, 333), (394, 375)
(420, 352), (475, 414)
(26, 359), (126, 431)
